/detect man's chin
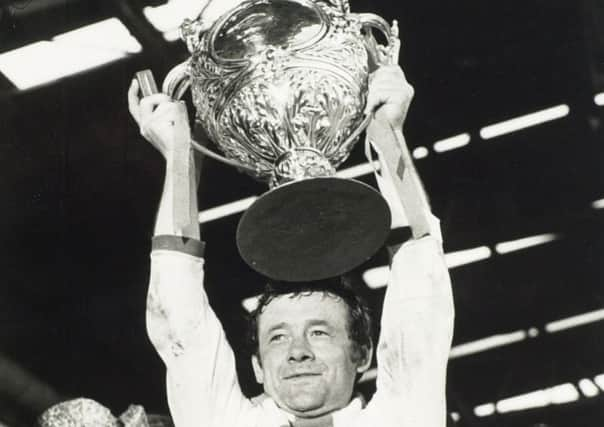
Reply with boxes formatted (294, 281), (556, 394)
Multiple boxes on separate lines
(284, 402), (333, 419)
(280, 393), (338, 418)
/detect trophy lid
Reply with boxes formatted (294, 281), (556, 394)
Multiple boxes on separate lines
(210, 0), (328, 62)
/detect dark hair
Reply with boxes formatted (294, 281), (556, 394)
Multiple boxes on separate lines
(247, 275), (373, 364)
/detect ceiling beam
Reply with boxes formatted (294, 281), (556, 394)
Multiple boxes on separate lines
(0, 1), (111, 54)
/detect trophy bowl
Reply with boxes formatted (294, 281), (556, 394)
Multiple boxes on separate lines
(163, 0), (398, 281)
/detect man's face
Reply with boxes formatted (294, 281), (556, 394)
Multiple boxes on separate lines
(251, 292), (370, 418)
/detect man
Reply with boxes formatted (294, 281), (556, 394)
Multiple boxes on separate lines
(128, 63), (454, 426)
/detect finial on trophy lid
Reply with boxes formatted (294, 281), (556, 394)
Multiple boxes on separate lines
(324, 0), (350, 13)
(180, 18), (204, 53)
(160, 0), (400, 281)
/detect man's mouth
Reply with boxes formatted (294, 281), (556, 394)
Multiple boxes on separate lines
(284, 372), (321, 380)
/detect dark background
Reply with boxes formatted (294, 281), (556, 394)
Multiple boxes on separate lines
(1, 0), (603, 426)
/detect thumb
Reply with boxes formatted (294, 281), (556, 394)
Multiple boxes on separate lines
(364, 89), (382, 117)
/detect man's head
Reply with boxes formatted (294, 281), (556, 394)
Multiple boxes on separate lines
(248, 277), (373, 418)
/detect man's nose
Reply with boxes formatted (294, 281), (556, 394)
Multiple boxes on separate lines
(287, 336), (315, 362)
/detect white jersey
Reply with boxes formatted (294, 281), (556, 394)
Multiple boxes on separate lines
(146, 235), (454, 427)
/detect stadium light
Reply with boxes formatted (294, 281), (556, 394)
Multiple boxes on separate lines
(363, 246), (492, 289)
(143, 1), (202, 41)
(495, 383), (579, 414)
(495, 233), (560, 255)
(241, 295), (261, 313)
(474, 403), (496, 417)
(433, 133), (470, 153)
(545, 309), (604, 333)
(592, 198), (604, 209)
(480, 105), (569, 139)
(449, 330), (527, 359)
(594, 374), (604, 391)
(578, 379), (600, 397)
(0, 18), (141, 90)
(412, 146), (429, 159)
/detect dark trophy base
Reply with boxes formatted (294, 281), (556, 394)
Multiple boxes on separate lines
(236, 177), (391, 282)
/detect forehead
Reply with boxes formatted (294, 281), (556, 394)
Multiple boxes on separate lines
(257, 292), (350, 332)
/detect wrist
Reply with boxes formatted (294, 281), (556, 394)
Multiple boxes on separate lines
(164, 145), (193, 166)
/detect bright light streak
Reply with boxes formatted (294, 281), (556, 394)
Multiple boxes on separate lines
(363, 330), (530, 362)
(578, 379), (600, 397)
(527, 327), (539, 338)
(474, 378), (602, 418)
(595, 93), (604, 106)
(362, 266), (389, 290)
(474, 403), (496, 417)
(495, 383), (579, 414)
(0, 18), (141, 90)
(144, 1), (203, 41)
(592, 198), (604, 209)
(241, 295), (261, 313)
(143, 1), (199, 32)
(494, 233), (560, 255)
(549, 383), (581, 404)
(412, 146), (429, 159)
(450, 412), (461, 422)
(445, 246), (492, 268)
(594, 374), (604, 391)
(449, 330), (526, 359)
(480, 105), (570, 139)
(199, 196), (257, 224)
(433, 133), (470, 153)
(143, 3), (181, 33)
(363, 246), (492, 289)
(545, 309), (604, 333)
(335, 161), (380, 179)
(163, 28), (183, 42)
(53, 18), (142, 53)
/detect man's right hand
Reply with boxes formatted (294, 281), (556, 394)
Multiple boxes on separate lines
(128, 79), (191, 160)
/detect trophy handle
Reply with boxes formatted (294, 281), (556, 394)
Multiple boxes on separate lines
(162, 61), (191, 101)
(338, 114), (372, 153)
(162, 62), (259, 174)
(339, 14), (401, 152)
(356, 13), (401, 67)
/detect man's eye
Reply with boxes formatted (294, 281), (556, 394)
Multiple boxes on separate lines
(310, 329), (329, 337)
(269, 334), (286, 343)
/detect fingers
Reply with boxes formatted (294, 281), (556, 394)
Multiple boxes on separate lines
(365, 65), (414, 116)
(128, 73), (191, 155)
(128, 78), (173, 128)
(369, 65), (410, 94)
(140, 101), (188, 140)
(128, 79), (141, 124)
(140, 104), (174, 138)
(139, 93), (173, 120)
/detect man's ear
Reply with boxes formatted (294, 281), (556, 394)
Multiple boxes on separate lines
(355, 340), (374, 374)
(251, 354), (264, 384)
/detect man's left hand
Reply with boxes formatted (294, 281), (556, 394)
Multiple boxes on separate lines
(365, 65), (414, 130)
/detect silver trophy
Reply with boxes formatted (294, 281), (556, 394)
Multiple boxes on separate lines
(161, 0), (399, 281)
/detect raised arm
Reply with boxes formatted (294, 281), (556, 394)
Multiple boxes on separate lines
(128, 80), (253, 427)
(362, 66), (455, 427)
